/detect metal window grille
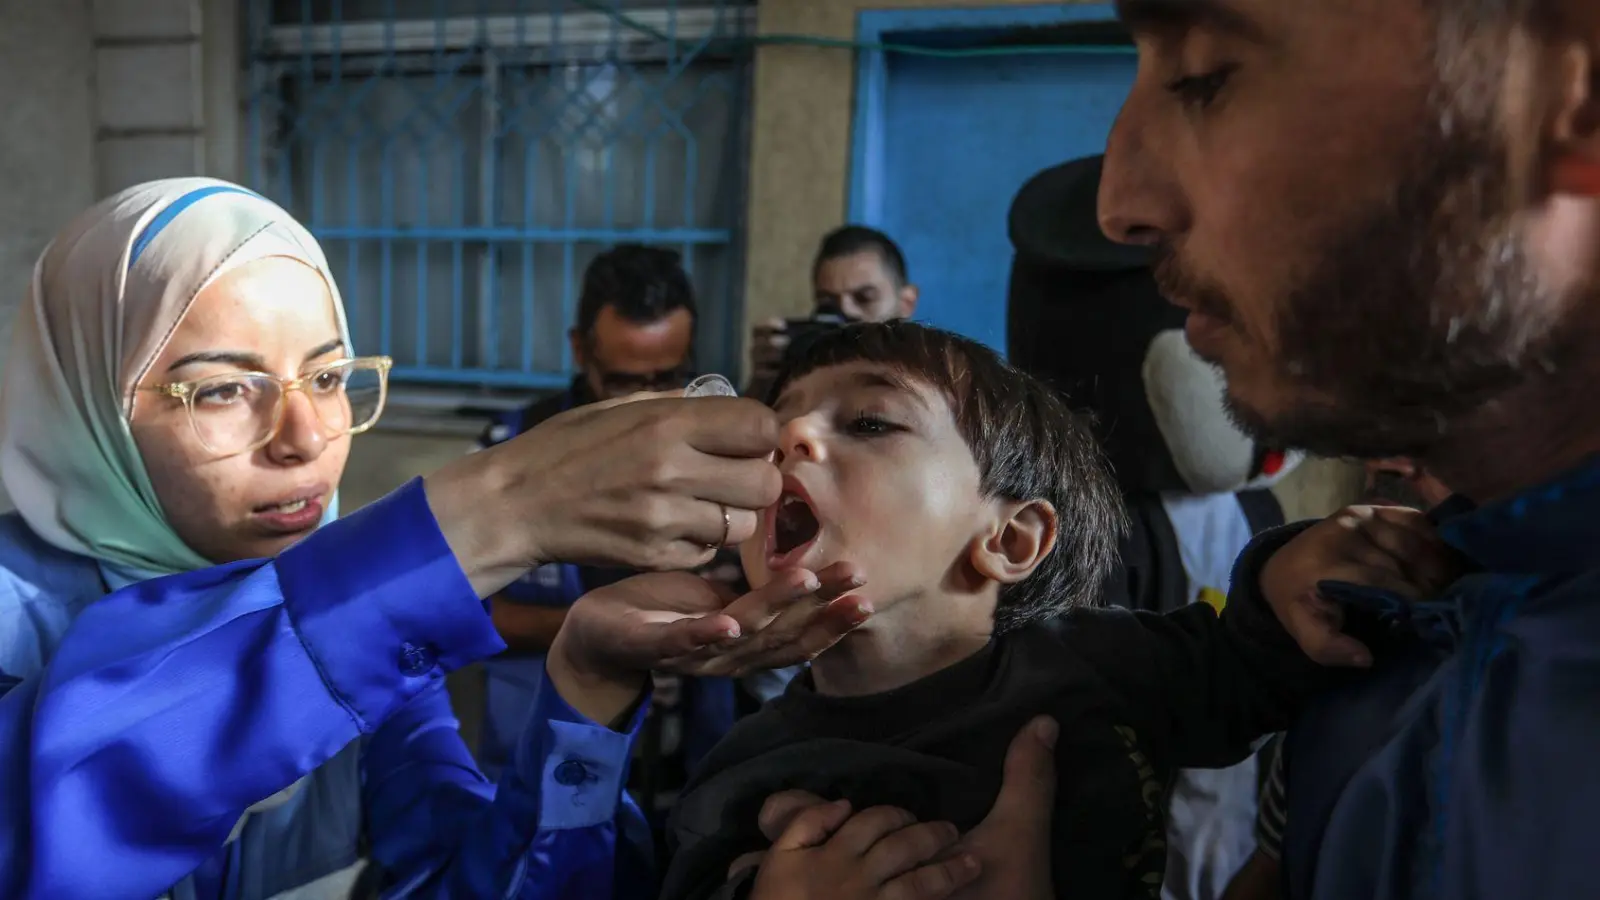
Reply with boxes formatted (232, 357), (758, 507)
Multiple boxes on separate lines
(244, 0), (755, 390)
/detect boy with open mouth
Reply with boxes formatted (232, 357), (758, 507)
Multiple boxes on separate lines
(657, 321), (1451, 900)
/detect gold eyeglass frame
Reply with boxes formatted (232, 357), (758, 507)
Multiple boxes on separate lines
(140, 355), (394, 457)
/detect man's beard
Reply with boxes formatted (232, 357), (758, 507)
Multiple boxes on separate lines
(1158, 78), (1579, 461)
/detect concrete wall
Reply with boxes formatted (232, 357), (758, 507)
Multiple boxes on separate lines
(94, 0), (242, 193)
(0, 0), (241, 364)
(0, 0), (99, 364)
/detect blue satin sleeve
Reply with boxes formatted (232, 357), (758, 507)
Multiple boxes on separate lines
(364, 663), (653, 899)
(0, 478), (507, 900)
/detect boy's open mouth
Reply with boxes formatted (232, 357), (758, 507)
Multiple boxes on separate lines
(773, 493), (821, 556)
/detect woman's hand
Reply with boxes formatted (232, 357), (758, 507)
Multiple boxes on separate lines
(546, 564), (868, 724)
(425, 393), (782, 597)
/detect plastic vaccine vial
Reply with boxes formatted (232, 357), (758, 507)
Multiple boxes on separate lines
(683, 373), (737, 398)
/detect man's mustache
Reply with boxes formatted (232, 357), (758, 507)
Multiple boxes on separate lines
(1152, 246), (1235, 325)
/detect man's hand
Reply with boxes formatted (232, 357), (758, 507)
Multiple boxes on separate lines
(741, 717), (1060, 900)
(547, 564), (868, 724)
(944, 716), (1059, 900)
(747, 801), (980, 900)
(1260, 505), (1465, 668)
(424, 393), (782, 597)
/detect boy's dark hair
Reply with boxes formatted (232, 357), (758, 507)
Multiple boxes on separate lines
(770, 320), (1126, 632)
(576, 244), (696, 336)
(813, 226), (910, 288)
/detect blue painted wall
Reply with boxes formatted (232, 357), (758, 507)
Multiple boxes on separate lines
(851, 9), (1135, 354)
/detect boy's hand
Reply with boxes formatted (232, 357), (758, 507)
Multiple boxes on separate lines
(1260, 505), (1464, 668)
(742, 717), (1060, 900)
(747, 801), (980, 900)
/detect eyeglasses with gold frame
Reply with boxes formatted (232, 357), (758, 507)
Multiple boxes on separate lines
(140, 356), (393, 457)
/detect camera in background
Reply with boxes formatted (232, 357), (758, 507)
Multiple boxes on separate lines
(782, 311), (851, 362)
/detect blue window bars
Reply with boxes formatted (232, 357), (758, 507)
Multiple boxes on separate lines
(244, 0), (754, 389)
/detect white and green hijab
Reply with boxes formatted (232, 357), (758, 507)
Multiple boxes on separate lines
(0, 178), (350, 581)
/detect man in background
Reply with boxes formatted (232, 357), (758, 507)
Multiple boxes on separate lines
(746, 225), (919, 395)
(476, 243), (697, 779)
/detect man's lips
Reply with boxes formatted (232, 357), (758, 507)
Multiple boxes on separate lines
(1183, 310), (1231, 362)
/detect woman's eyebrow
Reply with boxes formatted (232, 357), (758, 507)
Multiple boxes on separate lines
(165, 350), (264, 374)
(303, 338), (345, 362)
(165, 338), (345, 375)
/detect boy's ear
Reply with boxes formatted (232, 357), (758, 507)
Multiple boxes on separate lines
(970, 499), (1058, 585)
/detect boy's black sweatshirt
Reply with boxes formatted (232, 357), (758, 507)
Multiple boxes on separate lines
(661, 531), (1322, 900)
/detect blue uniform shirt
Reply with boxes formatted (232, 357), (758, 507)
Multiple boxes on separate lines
(1276, 457), (1600, 900)
(0, 478), (652, 900)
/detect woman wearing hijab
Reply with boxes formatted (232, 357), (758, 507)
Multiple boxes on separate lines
(0, 179), (867, 899)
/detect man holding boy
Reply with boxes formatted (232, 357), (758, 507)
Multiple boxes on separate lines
(1103, 0), (1600, 896)
(658, 322), (1425, 900)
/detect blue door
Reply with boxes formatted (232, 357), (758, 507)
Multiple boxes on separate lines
(852, 12), (1134, 354)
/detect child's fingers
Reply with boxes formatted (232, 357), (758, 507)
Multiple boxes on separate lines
(1364, 504), (1436, 530)
(1326, 519), (1415, 581)
(1345, 509), (1461, 591)
(1317, 559), (1428, 600)
(772, 799), (854, 851)
(760, 790), (833, 841)
(1292, 591), (1373, 667)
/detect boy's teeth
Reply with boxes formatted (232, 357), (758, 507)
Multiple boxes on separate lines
(270, 499), (308, 513)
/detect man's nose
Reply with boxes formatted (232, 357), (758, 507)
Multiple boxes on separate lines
(1098, 92), (1188, 246)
